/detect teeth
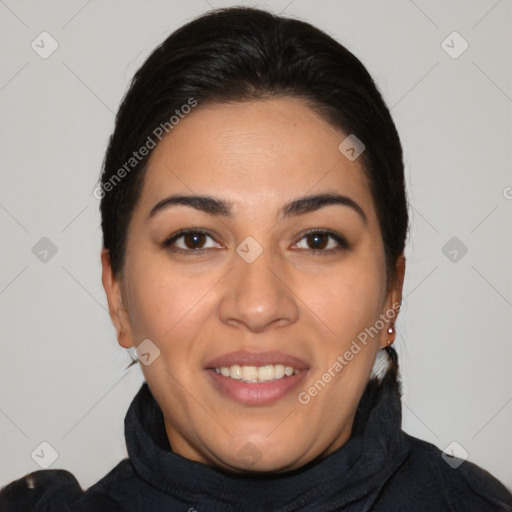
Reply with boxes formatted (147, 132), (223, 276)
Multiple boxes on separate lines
(230, 364), (242, 380)
(274, 364), (285, 379)
(258, 365), (273, 382)
(213, 364), (300, 383)
(242, 366), (259, 382)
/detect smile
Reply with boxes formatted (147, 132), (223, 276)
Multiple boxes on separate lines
(205, 350), (309, 405)
(214, 364), (300, 383)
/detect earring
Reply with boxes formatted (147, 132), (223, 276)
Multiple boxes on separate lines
(387, 324), (395, 346)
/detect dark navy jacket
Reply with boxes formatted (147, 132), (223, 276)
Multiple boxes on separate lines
(1, 374), (511, 511)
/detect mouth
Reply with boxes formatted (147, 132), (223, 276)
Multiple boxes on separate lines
(205, 351), (309, 405)
(213, 363), (300, 382)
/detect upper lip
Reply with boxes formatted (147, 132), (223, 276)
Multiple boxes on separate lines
(205, 350), (308, 370)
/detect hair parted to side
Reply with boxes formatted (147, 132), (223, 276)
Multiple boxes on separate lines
(98, 7), (409, 376)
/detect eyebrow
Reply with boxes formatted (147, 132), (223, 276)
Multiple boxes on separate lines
(148, 192), (367, 224)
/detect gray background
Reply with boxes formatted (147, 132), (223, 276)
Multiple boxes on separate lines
(1, 0), (511, 491)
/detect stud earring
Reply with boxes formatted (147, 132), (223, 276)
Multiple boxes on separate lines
(386, 324), (395, 346)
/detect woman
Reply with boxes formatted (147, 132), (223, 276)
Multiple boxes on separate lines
(1, 6), (511, 511)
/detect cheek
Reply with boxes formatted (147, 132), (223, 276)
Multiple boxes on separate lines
(123, 254), (176, 341)
(124, 255), (217, 346)
(299, 257), (385, 343)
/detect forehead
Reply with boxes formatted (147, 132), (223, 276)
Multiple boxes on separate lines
(138, 98), (374, 219)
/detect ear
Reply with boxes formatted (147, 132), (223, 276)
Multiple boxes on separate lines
(378, 253), (406, 348)
(101, 248), (134, 349)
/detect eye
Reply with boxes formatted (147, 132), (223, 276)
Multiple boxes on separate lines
(293, 229), (349, 254)
(162, 229), (221, 254)
(162, 228), (349, 256)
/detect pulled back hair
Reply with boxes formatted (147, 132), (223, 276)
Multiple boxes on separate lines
(98, 6), (409, 374)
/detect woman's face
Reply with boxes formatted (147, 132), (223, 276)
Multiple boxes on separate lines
(102, 97), (404, 473)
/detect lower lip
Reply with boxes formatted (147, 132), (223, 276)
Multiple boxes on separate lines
(206, 369), (308, 405)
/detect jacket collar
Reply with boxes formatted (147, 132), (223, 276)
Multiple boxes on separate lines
(124, 373), (409, 509)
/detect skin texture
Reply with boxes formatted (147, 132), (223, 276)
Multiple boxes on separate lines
(101, 97), (405, 473)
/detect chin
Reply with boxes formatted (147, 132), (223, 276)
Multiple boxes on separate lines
(212, 437), (310, 474)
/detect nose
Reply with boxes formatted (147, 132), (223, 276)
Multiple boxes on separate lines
(218, 249), (299, 333)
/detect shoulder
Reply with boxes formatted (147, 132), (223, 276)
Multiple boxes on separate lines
(377, 432), (512, 511)
(0, 460), (133, 512)
(0, 469), (83, 512)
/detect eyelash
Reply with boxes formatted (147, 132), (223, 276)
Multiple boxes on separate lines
(162, 228), (349, 256)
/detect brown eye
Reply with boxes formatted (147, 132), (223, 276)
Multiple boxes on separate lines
(182, 232), (207, 249)
(162, 230), (220, 253)
(305, 233), (329, 250)
(294, 229), (349, 253)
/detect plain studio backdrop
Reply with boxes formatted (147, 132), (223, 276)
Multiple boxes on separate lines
(0, 0), (511, 492)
